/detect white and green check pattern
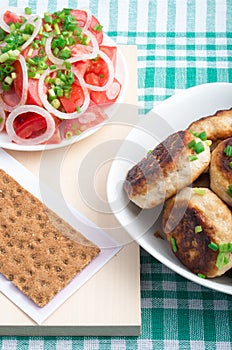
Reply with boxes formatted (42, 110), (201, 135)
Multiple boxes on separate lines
(1, 0), (232, 349)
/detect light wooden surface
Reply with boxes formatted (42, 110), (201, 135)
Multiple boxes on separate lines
(0, 46), (141, 336)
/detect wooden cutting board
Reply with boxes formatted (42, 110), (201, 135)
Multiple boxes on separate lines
(0, 46), (141, 336)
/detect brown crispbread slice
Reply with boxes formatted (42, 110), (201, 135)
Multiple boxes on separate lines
(0, 169), (100, 307)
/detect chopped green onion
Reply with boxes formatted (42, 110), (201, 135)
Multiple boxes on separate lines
(188, 155), (198, 161)
(44, 14), (53, 24)
(197, 273), (206, 279)
(147, 150), (152, 155)
(171, 237), (177, 253)
(51, 98), (61, 109)
(65, 131), (73, 140)
(193, 188), (206, 195)
(93, 24), (103, 32)
(216, 252), (229, 269)
(227, 185), (232, 197)
(197, 131), (207, 141)
(229, 162), (232, 169)
(54, 22), (61, 35)
(195, 225), (202, 233)
(194, 142), (205, 154)
(224, 145), (232, 157)
(208, 242), (219, 252)
(188, 139), (196, 149)
(219, 243), (229, 252)
(24, 7), (32, 15)
(1, 82), (10, 92)
(50, 65), (57, 70)
(228, 243), (232, 252)
(76, 106), (81, 112)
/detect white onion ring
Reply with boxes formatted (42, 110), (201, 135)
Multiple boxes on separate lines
(0, 105), (5, 132)
(85, 50), (115, 91)
(45, 30), (99, 65)
(20, 15), (42, 51)
(106, 81), (121, 100)
(82, 9), (92, 32)
(0, 55), (28, 112)
(38, 67), (90, 120)
(6, 105), (55, 145)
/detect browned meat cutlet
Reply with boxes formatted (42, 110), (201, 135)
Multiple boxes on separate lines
(162, 187), (232, 278)
(124, 130), (210, 208)
(188, 108), (232, 142)
(210, 138), (232, 207)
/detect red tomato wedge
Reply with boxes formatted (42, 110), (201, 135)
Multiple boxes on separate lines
(60, 82), (85, 113)
(3, 11), (22, 24)
(26, 79), (43, 106)
(70, 10), (103, 44)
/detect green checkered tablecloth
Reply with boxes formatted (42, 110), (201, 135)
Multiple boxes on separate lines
(1, 0), (232, 349)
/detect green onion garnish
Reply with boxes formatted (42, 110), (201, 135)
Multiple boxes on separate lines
(197, 131), (207, 141)
(197, 273), (206, 279)
(188, 139), (196, 149)
(227, 185), (232, 197)
(24, 7), (32, 15)
(188, 155), (198, 161)
(195, 225), (202, 233)
(208, 242), (219, 252)
(171, 237), (177, 253)
(93, 24), (103, 32)
(193, 188), (206, 195)
(224, 145), (232, 157)
(194, 142), (205, 154)
(216, 252), (229, 269)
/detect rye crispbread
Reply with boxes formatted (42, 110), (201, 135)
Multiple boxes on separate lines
(0, 169), (100, 307)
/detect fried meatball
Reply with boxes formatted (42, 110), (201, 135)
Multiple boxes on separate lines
(124, 130), (211, 208)
(188, 108), (232, 142)
(162, 187), (232, 278)
(210, 138), (232, 207)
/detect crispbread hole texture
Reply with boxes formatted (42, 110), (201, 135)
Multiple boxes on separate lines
(0, 169), (100, 307)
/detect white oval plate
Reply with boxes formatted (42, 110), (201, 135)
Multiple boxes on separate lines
(0, 34), (128, 151)
(107, 82), (232, 294)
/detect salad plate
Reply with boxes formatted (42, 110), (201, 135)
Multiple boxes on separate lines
(107, 82), (232, 294)
(0, 8), (128, 151)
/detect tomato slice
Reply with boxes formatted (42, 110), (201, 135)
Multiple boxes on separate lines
(12, 112), (62, 143)
(3, 11), (22, 25)
(100, 45), (117, 69)
(13, 113), (47, 139)
(70, 10), (103, 44)
(26, 79), (43, 106)
(90, 78), (121, 105)
(60, 82), (85, 113)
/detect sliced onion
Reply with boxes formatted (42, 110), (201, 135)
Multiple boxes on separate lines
(20, 15), (42, 51)
(45, 30), (99, 65)
(106, 81), (121, 100)
(6, 105), (55, 145)
(0, 105), (5, 132)
(0, 55), (28, 112)
(38, 67), (90, 120)
(85, 50), (115, 91)
(82, 9), (92, 32)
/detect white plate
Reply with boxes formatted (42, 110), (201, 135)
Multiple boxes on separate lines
(0, 34), (128, 151)
(107, 82), (232, 294)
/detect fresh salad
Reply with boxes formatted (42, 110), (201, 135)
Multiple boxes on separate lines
(0, 7), (122, 145)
